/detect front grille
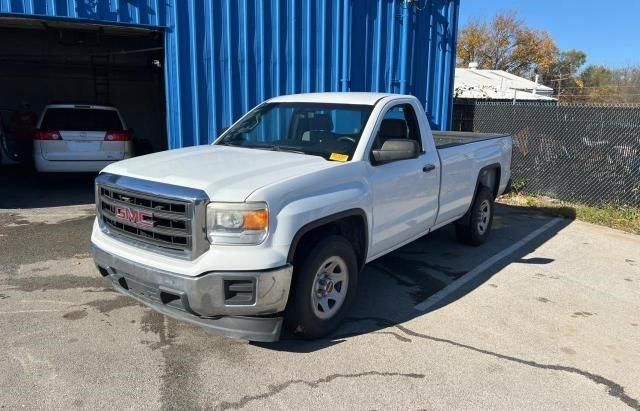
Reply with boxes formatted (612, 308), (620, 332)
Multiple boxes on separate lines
(98, 185), (193, 257)
(95, 174), (209, 260)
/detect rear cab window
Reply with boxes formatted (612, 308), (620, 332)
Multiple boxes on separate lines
(40, 108), (124, 131)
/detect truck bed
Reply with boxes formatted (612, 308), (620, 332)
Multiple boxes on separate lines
(431, 130), (512, 227)
(433, 131), (510, 149)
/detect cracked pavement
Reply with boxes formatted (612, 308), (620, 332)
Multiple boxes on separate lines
(1, 175), (639, 410)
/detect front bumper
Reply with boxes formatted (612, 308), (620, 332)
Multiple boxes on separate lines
(91, 244), (293, 342)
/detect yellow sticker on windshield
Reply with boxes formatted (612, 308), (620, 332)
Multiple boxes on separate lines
(329, 153), (349, 162)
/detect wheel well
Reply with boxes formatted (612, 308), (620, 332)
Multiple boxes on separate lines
(288, 213), (368, 271)
(478, 165), (501, 198)
(457, 164), (502, 226)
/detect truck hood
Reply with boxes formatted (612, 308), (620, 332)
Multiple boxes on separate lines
(102, 145), (339, 201)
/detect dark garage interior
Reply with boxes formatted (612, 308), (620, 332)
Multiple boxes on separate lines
(0, 17), (167, 157)
(0, 17), (167, 208)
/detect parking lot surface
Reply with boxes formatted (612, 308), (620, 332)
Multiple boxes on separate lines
(1, 173), (639, 410)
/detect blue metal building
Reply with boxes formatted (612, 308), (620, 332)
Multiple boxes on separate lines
(0, 0), (460, 150)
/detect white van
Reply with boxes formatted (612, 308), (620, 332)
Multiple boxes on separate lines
(34, 104), (133, 172)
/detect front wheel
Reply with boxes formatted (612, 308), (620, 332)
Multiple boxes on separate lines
(284, 235), (358, 339)
(455, 186), (494, 246)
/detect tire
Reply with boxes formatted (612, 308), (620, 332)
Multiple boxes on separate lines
(455, 186), (494, 246)
(284, 235), (359, 339)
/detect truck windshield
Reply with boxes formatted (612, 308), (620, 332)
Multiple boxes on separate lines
(216, 102), (374, 161)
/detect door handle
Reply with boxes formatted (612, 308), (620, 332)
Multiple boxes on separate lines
(422, 164), (436, 173)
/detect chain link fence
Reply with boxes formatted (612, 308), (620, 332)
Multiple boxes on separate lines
(453, 102), (640, 206)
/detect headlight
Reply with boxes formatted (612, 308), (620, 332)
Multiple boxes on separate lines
(206, 202), (268, 245)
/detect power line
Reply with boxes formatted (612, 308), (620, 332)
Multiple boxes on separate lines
(553, 94), (640, 97)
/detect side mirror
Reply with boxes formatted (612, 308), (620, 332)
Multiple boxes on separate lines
(372, 139), (419, 164)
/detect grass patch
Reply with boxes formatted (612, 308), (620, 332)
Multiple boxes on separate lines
(498, 194), (640, 235)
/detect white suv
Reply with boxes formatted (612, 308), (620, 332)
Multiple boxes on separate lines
(34, 104), (133, 172)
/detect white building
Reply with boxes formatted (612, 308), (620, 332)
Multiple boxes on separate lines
(454, 67), (556, 101)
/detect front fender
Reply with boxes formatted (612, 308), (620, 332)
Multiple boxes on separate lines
(269, 182), (372, 249)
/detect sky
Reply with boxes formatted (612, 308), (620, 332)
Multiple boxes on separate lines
(458, 0), (640, 68)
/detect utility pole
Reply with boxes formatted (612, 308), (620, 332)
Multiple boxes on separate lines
(557, 69), (563, 103)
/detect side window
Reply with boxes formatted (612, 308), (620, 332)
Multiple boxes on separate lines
(372, 104), (422, 151)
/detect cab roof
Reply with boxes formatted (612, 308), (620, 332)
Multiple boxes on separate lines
(267, 92), (404, 105)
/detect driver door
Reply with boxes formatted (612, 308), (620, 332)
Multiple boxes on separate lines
(368, 102), (440, 258)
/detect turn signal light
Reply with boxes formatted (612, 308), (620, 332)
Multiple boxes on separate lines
(243, 209), (269, 230)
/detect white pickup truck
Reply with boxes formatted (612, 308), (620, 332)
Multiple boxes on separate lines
(91, 93), (512, 341)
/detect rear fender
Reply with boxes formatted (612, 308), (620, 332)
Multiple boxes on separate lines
(457, 164), (501, 225)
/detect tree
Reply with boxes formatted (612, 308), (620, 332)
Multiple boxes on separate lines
(580, 65), (616, 102)
(545, 49), (587, 98)
(557, 65), (640, 103)
(581, 65), (614, 87)
(613, 66), (640, 104)
(456, 11), (558, 78)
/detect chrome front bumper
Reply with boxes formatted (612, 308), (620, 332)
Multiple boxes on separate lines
(91, 244), (293, 342)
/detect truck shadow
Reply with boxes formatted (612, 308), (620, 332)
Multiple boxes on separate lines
(257, 204), (572, 352)
(0, 165), (96, 209)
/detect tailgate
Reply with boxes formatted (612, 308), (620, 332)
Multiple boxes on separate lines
(41, 132), (126, 161)
(39, 107), (127, 161)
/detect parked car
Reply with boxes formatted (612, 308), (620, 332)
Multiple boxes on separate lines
(91, 93), (513, 341)
(33, 103), (133, 172)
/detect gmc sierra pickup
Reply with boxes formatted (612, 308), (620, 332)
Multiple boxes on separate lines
(91, 93), (512, 342)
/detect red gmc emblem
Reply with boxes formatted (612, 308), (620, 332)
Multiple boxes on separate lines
(114, 205), (154, 227)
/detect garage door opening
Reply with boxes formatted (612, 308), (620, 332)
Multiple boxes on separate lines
(0, 17), (167, 166)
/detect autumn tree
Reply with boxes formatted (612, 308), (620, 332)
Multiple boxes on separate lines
(457, 11), (558, 78)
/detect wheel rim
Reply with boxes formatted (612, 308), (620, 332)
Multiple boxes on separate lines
(310, 256), (349, 320)
(477, 199), (491, 235)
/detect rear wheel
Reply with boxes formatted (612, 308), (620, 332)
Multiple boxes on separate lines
(285, 235), (358, 339)
(455, 186), (494, 246)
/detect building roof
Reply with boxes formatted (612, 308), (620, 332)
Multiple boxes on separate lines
(455, 68), (556, 101)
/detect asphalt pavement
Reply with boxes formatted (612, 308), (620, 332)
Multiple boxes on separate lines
(1, 174), (639, 410)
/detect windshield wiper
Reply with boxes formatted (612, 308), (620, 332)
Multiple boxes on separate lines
(221, 142), (308, 155)
(220, 141), (275, 150)
(270, 145), (306, 154)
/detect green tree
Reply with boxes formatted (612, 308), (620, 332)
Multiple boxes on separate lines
(544, 49), (587, 99)
(581, 65), (614, 87)
(580, 65), (615, 102)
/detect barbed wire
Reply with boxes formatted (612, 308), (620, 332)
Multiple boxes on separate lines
(557, 85), (640, 90)
(456, 101), (640, 108)
(555, 94), (640, 97)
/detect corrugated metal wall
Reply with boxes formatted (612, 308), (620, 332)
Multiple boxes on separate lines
(1, 0), (459, 149)
(0, 0), (167, 27)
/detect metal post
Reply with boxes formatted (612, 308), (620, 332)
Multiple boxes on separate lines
(341, 0), (350, 91)
(399, 0), (410, 94)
